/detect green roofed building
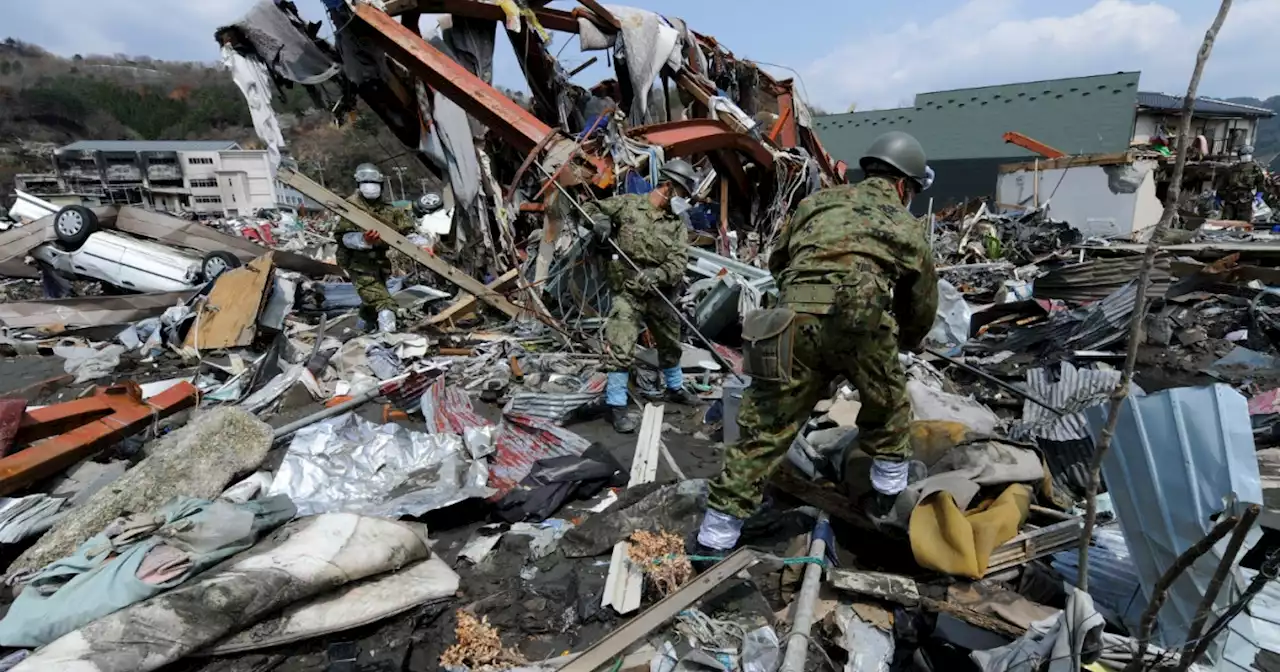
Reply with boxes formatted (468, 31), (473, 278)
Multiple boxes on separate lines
(814, 72), (1142, 213)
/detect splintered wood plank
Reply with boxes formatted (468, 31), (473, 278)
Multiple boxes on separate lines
(184, 253), (274, 350)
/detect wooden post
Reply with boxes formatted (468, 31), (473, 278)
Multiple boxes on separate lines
(1076, 0), (1234, 595)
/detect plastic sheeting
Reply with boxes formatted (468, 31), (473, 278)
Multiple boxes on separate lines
(268, 411), (493, 518)
(221, 45), (285, 174)
(927, 278), (971, 347)
(1085, 384), (1264, 663)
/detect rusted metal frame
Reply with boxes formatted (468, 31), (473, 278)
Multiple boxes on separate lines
(1, 382), (198, 496)
(768, 102), (794, 146)
(709, 149), (752, 204)
(773, 89), (799, 148)
(634, 119), (775, 170)
(355, 3), (554, 154)
(576, 0), (620, 29)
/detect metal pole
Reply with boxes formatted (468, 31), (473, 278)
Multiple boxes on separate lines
(924, 347), (1062, 416)
(536, 169), (739, 376)
(779, 514), (829, 672)
(271, 374), (407, 441)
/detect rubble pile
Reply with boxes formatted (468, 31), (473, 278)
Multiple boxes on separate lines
(0, 2), (1276, 672)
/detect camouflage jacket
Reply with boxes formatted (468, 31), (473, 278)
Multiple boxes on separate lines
(587, 193), (688, 291)
(1220, 161), (1266, 202)
(335, 193), (416, 273)
(771, 177), (938, 348)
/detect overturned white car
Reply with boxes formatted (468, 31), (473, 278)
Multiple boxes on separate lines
(30, 206), (242, 293)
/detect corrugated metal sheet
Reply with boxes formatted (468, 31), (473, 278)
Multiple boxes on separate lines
(1085, 384), (1265, 663)
(1223, 568), (1280, 671)
(1033, 255), (1172, 303)
(1137, 91), (1276, 118)
(1052, 525), (1144, 629)
(490, 413), (591, 495)
(1001, 281), (1137, 354)
(503, 392), (602, 424)
(1016, 362), (1122, 441)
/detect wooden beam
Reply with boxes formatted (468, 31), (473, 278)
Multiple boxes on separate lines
(425, 268), (520, 327)
(278, 167), (525, 320)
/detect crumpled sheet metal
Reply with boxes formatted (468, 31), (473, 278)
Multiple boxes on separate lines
(0, 495), (64, 544)
(421, 377), (490, 435)
(1013, 363), (1124, 442)
(1085, 384), (1263, 660)
(1051, 525), (1143, 629)
(491, 413), (592, 495)
(268, 411), (492, 518)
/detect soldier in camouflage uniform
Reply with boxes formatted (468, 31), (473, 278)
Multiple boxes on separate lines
(696, 131), (939, 553)
(335, 163), (416, 333)
(586, 159), (701, 433)
(1220, 145), (1267, 222)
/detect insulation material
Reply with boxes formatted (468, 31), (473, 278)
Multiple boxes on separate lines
(205, 557), (459, 654)
(10, 408), (272, 575)
(13, 514), (432, 672)
(268, 411), (493, 517)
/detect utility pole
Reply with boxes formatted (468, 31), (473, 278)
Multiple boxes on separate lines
(391, 166), (408, 201)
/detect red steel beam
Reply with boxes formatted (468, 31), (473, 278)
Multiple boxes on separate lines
(355, 3), (556, 154)
(1, 381), (198, 495)
(1003, 131), (1066, 159)
(633, 120), (775, 170)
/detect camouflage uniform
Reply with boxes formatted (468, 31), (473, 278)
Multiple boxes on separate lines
(1220, 161), (1266, 222)
(588, 193), (689, 371)
(335, 193), (416, 326)
(708, 177), (939, 519)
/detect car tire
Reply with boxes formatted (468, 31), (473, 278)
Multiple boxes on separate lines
(201, 251), (242, 282)
(53, 205), (98, 250)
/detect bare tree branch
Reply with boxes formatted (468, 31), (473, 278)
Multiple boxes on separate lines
(1076, 0), (1234, 594)
(1177, 504), (1261, 670)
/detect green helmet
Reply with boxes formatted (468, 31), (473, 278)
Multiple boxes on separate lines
(354, 163), (384, 184)
(859, 131), (928, 185)
(659, 158), (697, 196)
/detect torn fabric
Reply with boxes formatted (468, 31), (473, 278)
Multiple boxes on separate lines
(221, 45), (285, 173)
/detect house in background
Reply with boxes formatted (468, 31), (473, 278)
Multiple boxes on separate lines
(813, 72), (1275, 217)
(1133, 93), (1273, 156)
(15, 140), (294, 219)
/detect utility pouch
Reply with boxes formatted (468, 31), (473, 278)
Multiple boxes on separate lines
(741, 307), (797, 383)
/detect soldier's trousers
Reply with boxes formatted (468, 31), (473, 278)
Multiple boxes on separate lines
(708, 310), (912, 519)
(352, 270), (396, 326)
(1222, 200), (1253, 222)
(604, 289), (682, 371)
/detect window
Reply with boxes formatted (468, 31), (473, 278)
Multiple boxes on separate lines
(189, 178), (217, 188)
(194, 196), (222, 204)
(186, 157), (214, 165)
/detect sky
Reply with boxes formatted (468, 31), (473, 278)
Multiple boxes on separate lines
(2, 0), (1275, 112)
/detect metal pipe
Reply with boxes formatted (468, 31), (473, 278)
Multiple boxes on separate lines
(924, 347), (1063, 416)
(779, 514), (829, 672)
(271, 376), (404, 441)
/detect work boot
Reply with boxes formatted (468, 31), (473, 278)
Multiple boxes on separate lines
(664, 385), (700, 406)
(610, 406), (638, 434)
(860, 490), (900, 530)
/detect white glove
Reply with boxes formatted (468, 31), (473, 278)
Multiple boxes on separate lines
(341, 232), (372, 250)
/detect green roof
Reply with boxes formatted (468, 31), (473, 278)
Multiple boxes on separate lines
(814, 72), (1141, 163)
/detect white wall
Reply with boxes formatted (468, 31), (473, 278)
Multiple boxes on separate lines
(997, 160), (1162, 240)
(1133, 112), (1258, 154)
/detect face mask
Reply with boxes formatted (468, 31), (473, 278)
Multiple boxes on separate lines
(359, 183), (382, 200)
(670, 196), (692, 216)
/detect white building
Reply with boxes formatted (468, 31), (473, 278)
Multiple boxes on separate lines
(1133, 93), (1274, 157)
(45, 140), (291, 218)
